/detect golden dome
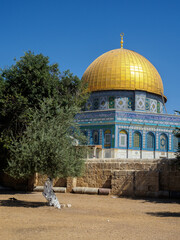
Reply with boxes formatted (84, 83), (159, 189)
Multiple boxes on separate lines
(82, 48), (167, 101)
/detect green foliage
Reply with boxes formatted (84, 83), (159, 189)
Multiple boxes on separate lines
(59, 70), (89, 110)
(7, 99), (86, 179)
(0, 51), (88, 137)
(1, 51), (60, 106)
(0, 51), (88, 178)
(0, 93), (29, 137)
(0, 75), (5, 99)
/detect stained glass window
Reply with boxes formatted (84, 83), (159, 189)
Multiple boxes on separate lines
(119, 130), (127, 147)
(104, 130), (111, 148)
(133, 132), (141, 148)
(147, 132), (155, 149)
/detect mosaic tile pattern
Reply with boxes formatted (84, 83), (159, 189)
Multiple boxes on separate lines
(99, 96), (108, 110)
(136, 95), (146, 111)
(86, 100), (93, 110)
(160, 102), (163, 113)
(85, 91), (163, 113)
(145, 98), (150, 111)
(109, 96), (115, 109)
(93, 98), (99, 110)
(116, 97), (127, 110)
(157, 101), (160, 113)
(128, 97), (133, 109)
(150, 99), (157, 113)
(76, 110), (180, 128)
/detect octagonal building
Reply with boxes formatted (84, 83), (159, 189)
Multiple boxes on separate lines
(76, 36), (180, 159)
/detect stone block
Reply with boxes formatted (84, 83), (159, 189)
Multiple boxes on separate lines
(135, 171), (159, 194)
(111, 170), (134, 196)
(66, 177), (77, 192)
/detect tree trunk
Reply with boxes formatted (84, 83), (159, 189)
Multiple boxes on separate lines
(42, 177), (61, 209)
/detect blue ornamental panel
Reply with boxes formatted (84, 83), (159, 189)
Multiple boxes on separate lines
(128, 97), (133, 109)
(109, 97), (115, 109)
(99, 97), (107, 110)
(157, 101), (160, 113)
(160, 134), (168, 151)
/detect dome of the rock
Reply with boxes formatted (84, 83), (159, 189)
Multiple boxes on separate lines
(77, 36), (180, 162)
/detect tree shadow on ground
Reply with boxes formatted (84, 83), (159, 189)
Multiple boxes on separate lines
(0, 190), (36, 195)
(146, 212), (180, 217)
(118, 196), (180, 204)
(0, 199), (46, 208)
(140, 198), (180, 204)
(124, 197), (180, 204)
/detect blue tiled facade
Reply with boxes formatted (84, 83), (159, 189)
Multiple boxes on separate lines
(77, 90), (180, 159)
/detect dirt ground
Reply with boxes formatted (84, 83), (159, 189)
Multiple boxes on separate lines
(0, 192), (180, 240)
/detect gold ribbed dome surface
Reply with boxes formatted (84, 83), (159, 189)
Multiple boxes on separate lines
(82, 48), (166, 100)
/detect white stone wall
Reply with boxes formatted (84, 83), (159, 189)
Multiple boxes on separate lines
(128, 150), (141, 159)
(102, 149), (114, 159)
(87, 148), (176, 160)
(115, 149), (127, 159)
(155, 151), (167, 159)
(142, 151), (154, 159)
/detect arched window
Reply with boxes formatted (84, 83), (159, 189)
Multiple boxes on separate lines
(133, 131), (142, 148)
(119, 130), (127, 148)
(173, 135), (179, 151)
(93, 131), (99, 145)
(160, 134), (168, 151)
(147, 132), (155, 150)
(104, 130), (111, 148)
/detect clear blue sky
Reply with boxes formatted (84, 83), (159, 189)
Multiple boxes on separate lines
(1, 0), (180, 114)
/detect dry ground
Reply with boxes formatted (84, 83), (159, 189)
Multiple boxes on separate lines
(0, 192), (180, 240)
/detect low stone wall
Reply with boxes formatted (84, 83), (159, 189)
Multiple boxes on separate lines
(111, 170), (160, 197)
(1, 159), (180, 197)
(33, 158), (180, 197)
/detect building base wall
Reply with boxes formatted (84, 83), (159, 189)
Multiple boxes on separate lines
(88, 148), (176, 160)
